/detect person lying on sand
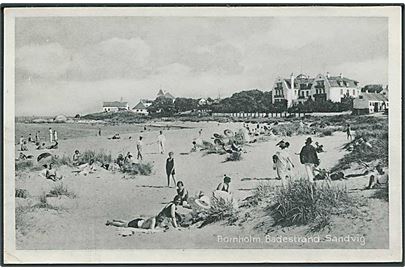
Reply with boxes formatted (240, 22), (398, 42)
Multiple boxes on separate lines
(109, 134), (120, 140)
(17, 152), (34, 161)
(36, 142), (46, 150)
(47, 141), (58, 150)
(156, 195), (182, 228)
(106, 216), (157, 230)
(176, 181), (189, 207)
(217, 175), (231, 193)
(74, 159), (96, 176)
(366, 165), (388, 189)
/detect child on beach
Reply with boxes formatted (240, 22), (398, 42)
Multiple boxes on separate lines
(346, 124), (352, 140)
(166, 152), (176, 187)
(176, 181), (189, 207)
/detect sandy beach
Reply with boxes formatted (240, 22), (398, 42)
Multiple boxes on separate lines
(14, 121), (388, 250)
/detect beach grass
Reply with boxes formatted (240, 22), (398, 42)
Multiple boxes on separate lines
(49, 183), (76, 198)
(199, 196), (238, 228)
(270, 180), (355, 231)
(120, 162), (154, 176)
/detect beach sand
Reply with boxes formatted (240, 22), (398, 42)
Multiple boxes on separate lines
(14, 121), (388, 249)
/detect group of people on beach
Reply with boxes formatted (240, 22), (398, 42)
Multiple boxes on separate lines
(18, 127), (59, 152)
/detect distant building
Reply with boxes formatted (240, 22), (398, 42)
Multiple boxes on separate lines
(157, 89), (175, 101)
(353, 92), (388, 114)
(272, 72), (360, 108)
(102, 101), (129, 112)
(132, 99), (153, 115)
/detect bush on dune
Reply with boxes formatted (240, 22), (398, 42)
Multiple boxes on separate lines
(81, 150), (112, 164)
(49, 183), (76, 198)
(121, 162), (153, 176)
(15, 160), (34, 171)
(50, 155), (72, 166)
(270, 180), (354, 231)
(199, 196), (238, 228)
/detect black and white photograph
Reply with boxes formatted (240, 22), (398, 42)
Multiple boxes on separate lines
(2, 5), (403, 264)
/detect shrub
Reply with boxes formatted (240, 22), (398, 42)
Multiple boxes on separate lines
(15, 160), (33, 171)
(81, 150), (112, 164)
(121, 162), (153, 176)
(321, 129), (333, 136)
(50, 155), (72, 166)
(49, 183), (76, 198)
(225, 151), (242, 162)
(15, 189), (29, 198)
(199, 196), (238, 227)
(270, 180), (354, 231)
(371, 185), (389, 202)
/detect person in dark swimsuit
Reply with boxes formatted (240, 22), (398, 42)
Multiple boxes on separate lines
(106, 216), (157, 230)
(176, 181), (189, 206)
(156, 195), (182, 228)
(216, 175), (231, 193)
(165, 152), (176, 187)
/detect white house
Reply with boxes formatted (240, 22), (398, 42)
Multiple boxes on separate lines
(102, 101), (129, 112)
(353, 92), (388, 114)
(132, 99), (153, 115)
(272, 72), (360, 108)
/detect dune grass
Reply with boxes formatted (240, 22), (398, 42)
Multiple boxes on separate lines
(15, 160), (34, 171)
(270, 181), (354, 231)
(120, 162), (154, 176)
(49, 183), (76, 198)
(199, 196), (238, 228)
(50, 155), (72, 166)
(81, 150), (112, 164)
(15, 189), (29, 198)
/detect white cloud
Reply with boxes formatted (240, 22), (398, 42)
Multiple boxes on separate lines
(16, 42), (71, 79)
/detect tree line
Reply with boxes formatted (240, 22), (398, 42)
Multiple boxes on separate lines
(147, 89), (354, 116)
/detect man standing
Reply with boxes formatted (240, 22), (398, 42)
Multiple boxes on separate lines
(49, 127), (53, 143)
(137, 136), (143, 161)
(157, 131), (166, 154)
(299, 137), (319, 183)
(35, 131), (40, 144)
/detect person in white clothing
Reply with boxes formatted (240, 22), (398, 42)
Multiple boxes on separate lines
(49, 128), (53, 143)
(157, 131), (166, 154)
(53, 130), (58, 142)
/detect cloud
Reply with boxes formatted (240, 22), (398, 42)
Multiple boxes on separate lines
(16, 42), (71, 79)
(68, 37), (151, 80)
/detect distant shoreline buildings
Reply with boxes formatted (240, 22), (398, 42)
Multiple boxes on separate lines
(272, 72), (360, 108)
(101, 74), (388, 115)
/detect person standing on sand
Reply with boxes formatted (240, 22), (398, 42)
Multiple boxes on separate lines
(137, 136), (143, 161)
(157, 130), (166, 154)
(165, 151), (176, 187)
(98, 128), (101, 136)
(35, 131), (40, 143)
(346, 124), (352, 140)
(49, 128), (53, 143)
(299, 137), (319, 183)
(53, 130), (58, 142)
(273, 142), (295, 186)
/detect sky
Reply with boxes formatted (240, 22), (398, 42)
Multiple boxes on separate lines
(15, 16), (388, 116)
